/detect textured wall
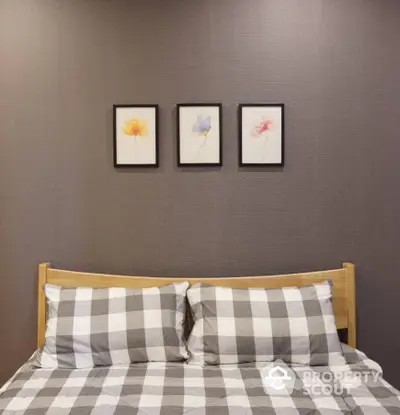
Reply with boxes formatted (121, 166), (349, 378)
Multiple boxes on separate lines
(0, 0), (399, 386)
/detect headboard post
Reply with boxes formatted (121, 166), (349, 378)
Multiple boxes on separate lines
(343, 262), (356, 348)
(37, 263), (49, 348)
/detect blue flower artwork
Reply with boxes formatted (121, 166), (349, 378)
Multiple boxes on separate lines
(192, 115), (212, 136)
(177, 104), (221, 166)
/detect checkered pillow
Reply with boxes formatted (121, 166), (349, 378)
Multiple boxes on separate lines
(35, 282), (189, 368)
(187, 281), (346, 366)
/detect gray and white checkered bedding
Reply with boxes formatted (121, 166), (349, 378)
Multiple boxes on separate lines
(35, 283), (189, 368)
(187, 281), (346, 366)
(1, 344), (399, 414)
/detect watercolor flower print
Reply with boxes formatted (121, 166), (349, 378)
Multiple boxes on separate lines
(122, 117), (148, 158)
(244, 114), (279, 162)
(251, 116), (274, 160)
(114, 105), (158, 167)
(177, 104), (221, 165)
(240, 105), (283, 165)
(192, 115), (212, 159)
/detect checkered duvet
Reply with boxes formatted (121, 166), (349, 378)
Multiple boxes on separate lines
(1, 345), (399, 414)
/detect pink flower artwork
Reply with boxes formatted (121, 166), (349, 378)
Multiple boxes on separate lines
(251, 118), (273, 137)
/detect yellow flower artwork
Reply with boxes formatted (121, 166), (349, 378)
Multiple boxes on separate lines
(122, 118), (148, 137)
(114, 105), (158, 167)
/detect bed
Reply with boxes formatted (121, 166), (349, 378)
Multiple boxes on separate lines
(0, 262), (399, 414)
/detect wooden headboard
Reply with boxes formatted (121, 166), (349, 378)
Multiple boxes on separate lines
(37, 262), (356, 349)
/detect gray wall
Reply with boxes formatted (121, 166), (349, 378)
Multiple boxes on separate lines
(0, 0), (399, 386)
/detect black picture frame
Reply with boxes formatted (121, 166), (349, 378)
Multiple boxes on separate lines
(238, 103), (285, 166)
(113, 104), (159, 168)
(177, 103), (223, 167)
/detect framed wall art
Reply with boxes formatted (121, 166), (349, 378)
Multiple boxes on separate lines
(177, 103), (222, 166)
(113, 104), (158, 167)
(239, 104), (284, 166)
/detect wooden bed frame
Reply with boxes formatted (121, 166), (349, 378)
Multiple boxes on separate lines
(37, 262), (356, 349)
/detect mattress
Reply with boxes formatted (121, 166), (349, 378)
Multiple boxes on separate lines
(0, 345), (399, 414)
